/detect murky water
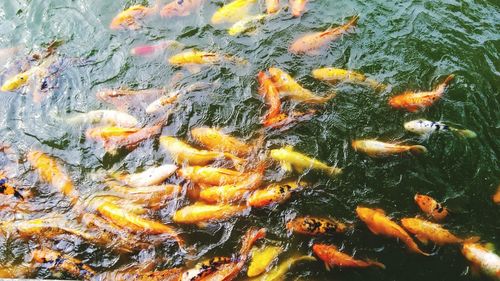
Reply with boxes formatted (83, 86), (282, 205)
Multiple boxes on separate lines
(0, 0), (499, 280)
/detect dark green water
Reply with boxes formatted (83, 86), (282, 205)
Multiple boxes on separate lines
(0, 0), (499, 280)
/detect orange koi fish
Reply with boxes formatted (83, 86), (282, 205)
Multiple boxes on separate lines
(494, 185), (500, 204)
(356, 207), (430, 256)
(247, 180), (308, 208)
(313, 243), (385, 270)
(32, 248), (96, 280)
(266, 0), (280, 14)
(289, 15), (358, 55)
(173, 202), (248, 225)
(389, 75), (454, 112)
(414, 194), (448, 221)
(289, 0), (308, 17)
(26, 151), (78, 204)
(0, 264), (31, 279)
(177, 166), (251, 186)
(461, 243), (500, 279)
(258, 71), (282, 126)
(352, 139), (427, 157)
(110, 5), (157, 30)
(86, 125), (162, 153)
(286, 216), (347, 236)
(160, 0), (204, 18)
(401, 217), (479, 245)
(190, 127), (254, 157)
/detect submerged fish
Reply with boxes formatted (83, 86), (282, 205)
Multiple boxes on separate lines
(268, 67), (335, 103)
(181, 257), (233, 281)
(494, 186), (500, 204)
(178, 166), (253, 186)
(0, 175), (23, 199)
(254, 255), (316, 281)
(1, 55), (58, 92)
(414, 194), (449, 221)
(111, 164), (178, 187)
(86, 125), (162, 153)
(313, 244), (385, 270)
(289, 0), (308, 17)
(270, 146), (342, 176)
(65, 110), (139, 128)
(356, 207), (430, 256)
(389, 75), (454, 112)
(146, 82), (211, 114)
(0, 264), (31, 279)
(401, 217), (479, 245)
(265, 0), (280, 14)
(258, 71), (283, 126)
(247, 180), (308, 208)
(404, 119), (476, 138)
(247, 246), (283, 277)
(228, 14), (267, 36)
(107, 182), (182, 210)
(461, 243), (500, 279)
(110, 5), (156, 30)
(289, 15), (358, 55)
(32, 248), (96, 280)
(211, 0), (257, 24)
(131, 40), (181, 57)
(312, 67), (386, 90)
(286, 216), (347, 236)
(160, 0), (204, 18)
(352, 139), (427, 157)
(172, 202), (248, 225)
(199, 170), (264, 204)
(191, 127), (254, 157)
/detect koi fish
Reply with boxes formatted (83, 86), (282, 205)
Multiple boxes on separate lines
(199, 169), (264, 203)
(269, 146), (342, 176)
(146, 82), (211, 114)
(211, 0), (257, 24)
(65, 110), (139, 128)
(32, 248), (96, 280)
(313, 244), (385, 270)
(172, 202), (248, 226)
(263, 109), (317, 130)
(168, 50), (245, 70)
(191, 127), (254, 157)
(107, 182), (182, 209)
(160, 0), (204, 18)
(0, 175), (23, 199)
(289, 0), (308, 17)
(0, 264), (31, 279)
(356, 207), (430, 256)
(110, 5), (156, 30)
(286, 216), (347, 236)
(404, 119), (476, 138)
(95, 266), (184, 281)
(494, 186), (500, 204)
(414, 194), (449, 221)
(1, 55), (58, 92)
(196, 227), (266, 280)
(265, 0), (280, 14)
(311, 67), (386, 90)
(111, 164), (177, 187)
(247, 246), (283, 277)
(289, 15), (358, 55)
(228, 14), (267, 36)
(268, 67), (335, 103)
(247, 180), (308, 208)
(26, 151), (78, 204)
(389, 75), (454, 112)
(258, 71), (282, 126)
(177, 166), (253, 186)
(131, 40), (181, 57)
(254, 255), (316, 281)
(160, 136), (244, 168)
(401, 217), (479, 245)
(461, 243), (500, 279)
(352, 139), (427, 157)
(181, 257), (233, 281)
(86, 125), (162, 153)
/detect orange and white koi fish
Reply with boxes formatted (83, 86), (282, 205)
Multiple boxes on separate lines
(352, 139), (427, 157)
(389, 75), (454, 112)
(110, 5), (157, 30)
(247, 180), (308, 208)
(270, 146), (342, 176)
(286, 216), (347, 236)
(268, 67), (335, 103)
(160, 136), (244, 168)
(312, 67), (386, 90)
(356, 207), (430, 256)
(199, 168), (264, 203)
(494, 185), (500, 204)
(266, 0), (280, 14)
(258, 71), (282, 127)
(196, 227), (266, 280)
(414, 194), (448, 221)
(313, 243), (385, 270)
(211, 0), (257, 25)
(289, 0), (308, 17)
(172, 202), (248, 225)
(178, 166), (256, 186)
(247, 246), (283, 277)
(160, 0), (204, 18)
(191, 127), (254, 157)
(111, 164), (177, 187)
(289, 15), (358, 55)
(86, 125), (162, 153)
(32, 248), (96, 280)
(26, 151), (78, 204)
(401, 217), (479, 245)
(462, 243), (500, 279)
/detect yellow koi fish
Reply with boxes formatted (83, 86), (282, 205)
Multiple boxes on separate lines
(352, 139), (427, 157)
(110, 5), (156, 30)
(31, 248), (96, 280)
(211, 0), (257, 24)
(247, 246), (283, 277)
(177, 166), (254, 186)
(312, 67), (386, 90)
(247, 180), (308, 208)
(228, 14), (267, 36)
(254, 255), (316, 281)
(270, 146), (342, 176)
(86, 125), (162, 153)
(462, 243), (500, 279)
(172, 202), (248, 225)
(1, 55), (57, 92)
(268, 67), (335, 103)
(107, 182), (182, 210)
(401, 217), (479, 245)
(191, 127), (254, 157)
(199, 169), (264, 203)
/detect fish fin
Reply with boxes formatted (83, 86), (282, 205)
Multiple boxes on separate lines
(409, 145), (427, 155)
(13, 190), (24, 200)
(484, 243), (495, 251)
(373, 208), (386, 215)
(280, 161), (293, 173)
(196, 222), (209, 228)
(415, 234), (429, 245)
(453, 129), (477, 138)
(305, 49), (323, 56)
(185, 65), (202, 74)
(324, 262), (332, 271)
(327, 166), (342, 177)
(464, 236), (480, 244)
(442, 74), (455, 86)
(294, 165), (305, 174)
(366, 224), (380, 235)
(367, 259), (386, 269)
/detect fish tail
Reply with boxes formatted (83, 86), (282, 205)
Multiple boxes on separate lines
(346, 14), (359, 28)
(367, 259), (386, 269)
(239, 227), (266, 258)
(442, 74), (455, 86)
(409, 145), (427, 155)
(463, 236), (481, 244)
(327, 166), (343, 177)
(453, 128), (477, 138)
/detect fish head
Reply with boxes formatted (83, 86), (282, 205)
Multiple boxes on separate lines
(1, 71), (30, 92)
(312, 243), (335, 259)
(404, 119), (429, 134)
(355, 206), (376, 222)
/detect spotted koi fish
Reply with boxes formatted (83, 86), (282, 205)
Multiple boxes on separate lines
(414, 194), (448, 221)
(31, 248), (96, 280)
(286, 216), (347, 236)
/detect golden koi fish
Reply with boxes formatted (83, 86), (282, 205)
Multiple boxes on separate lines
(31, 248), (96, 280)
(228, 14), (267, 36)
(254, 255), (316, 281)
(352, 139), (427, 157)
(289, 15), (358, 55)
(461, 243), (500, 279)
(0, 264), (31, 279)
(289, 0), (308, 17)
(107, 182), (182, 210)
(247, 246), (283, 277)
(1, 55), (57, 92)
(160, 0), (204, 18)
(258, 71), (283, 127)
(191, 127), (254, 157)
(356, 207), (430, 256)
(86, 125), (162, 153)
(286, 216), (347, 236)
(494, 185), (500, 204)
(177, 166), (253, 186)
(265, 0), (280, 14)
(247, 180), (308, 208)
(401, 217), (479, 245)
(211, 0), (257, 24)
(270, 146), (342, 176)
(312, 67), (386, 90)
(172, 202), (248, 225)
(313, 244), (385, 270)
(414, 194), (448, 221)
(198, 169), (263, 204)
(26, 151), (78, 204)
(111, 164), (178, 187)
(110, 5), (156, 30)
(268, 67), (335, 103)
(169, 50), (245, 73)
